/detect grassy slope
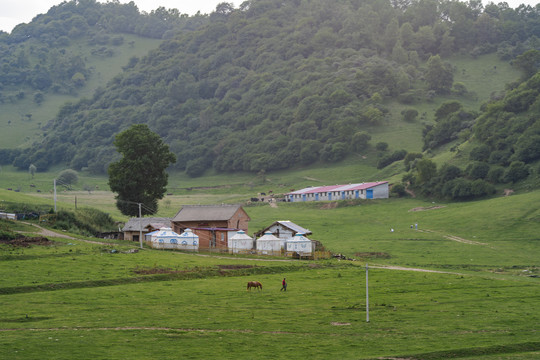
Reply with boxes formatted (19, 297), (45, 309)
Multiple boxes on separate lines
(0, 248), (537, 359)
(0, 178), (539, 358)
(373, 54), (521, 155)
(0, 35), (162, 148)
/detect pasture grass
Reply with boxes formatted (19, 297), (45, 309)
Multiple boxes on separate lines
(1, 164), (539, 358)
(0, 264), (538, 359)
(246, 193), (540, 272)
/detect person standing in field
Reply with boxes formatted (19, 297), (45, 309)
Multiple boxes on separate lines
(281, 277), (287, 291)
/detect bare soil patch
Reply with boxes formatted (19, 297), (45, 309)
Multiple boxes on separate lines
(132, 266), (191, 275)
(409, 205), (445, 212)
(0, 236), (53, 247)
(217, 265), (256, 270)
(443, 234), (487, 246)
(133, 264), (257, 275)
(355, 252), (391, 259)
(320, 202), (338, 209)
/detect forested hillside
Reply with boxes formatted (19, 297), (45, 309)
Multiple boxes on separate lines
(0, 0), (206, 96)
(2, 0), (540, 199)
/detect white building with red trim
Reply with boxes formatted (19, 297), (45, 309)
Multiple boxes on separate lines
(286, 182), (388, 202)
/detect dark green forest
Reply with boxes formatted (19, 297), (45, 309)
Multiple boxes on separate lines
(2, 0), (540, 200)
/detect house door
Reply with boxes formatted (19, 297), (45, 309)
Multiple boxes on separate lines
(211, 232), (216, 247)
(366, 189), (373, 199)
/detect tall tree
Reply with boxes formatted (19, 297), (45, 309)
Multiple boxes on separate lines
(425, 55), (454, 93)
(513, 49), (540, 79)
(108, 124), (176, 216)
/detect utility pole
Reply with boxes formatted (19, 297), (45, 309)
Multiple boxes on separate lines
(53, 179), (57, 212)
(366, 263), (370, 323)
(138, 202), (143, 249)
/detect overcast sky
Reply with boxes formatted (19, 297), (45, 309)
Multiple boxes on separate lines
(1, 0), (539, 33)
(0, 0), (232, 33)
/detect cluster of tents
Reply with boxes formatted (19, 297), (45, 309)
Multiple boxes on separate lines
(146, 228), (314, 257)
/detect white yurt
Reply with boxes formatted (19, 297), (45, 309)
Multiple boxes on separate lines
(228, 230), (254, 254)
(256, 231), (281, 255)
(147, 227), (198, 251)
(177, 228), (199, 251)
(147, 227), (181, 249)
(286, 233), (314, 257)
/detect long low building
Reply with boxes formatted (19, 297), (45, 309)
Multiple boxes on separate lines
(286, 182), (389, 202)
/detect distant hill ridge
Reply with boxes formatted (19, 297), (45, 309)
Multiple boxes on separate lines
(1, 0), (540, 199)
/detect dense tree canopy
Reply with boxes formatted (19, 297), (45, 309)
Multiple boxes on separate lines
(2, 0), (540, 198)
(108, 124), (176, 216)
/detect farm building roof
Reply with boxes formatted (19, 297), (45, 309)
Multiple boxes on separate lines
(276, 220), (312, 235)
(122, 217), (171, 231)
(286, 182), (388, 195)
(172, 204), (249, 222)
(256, 220), (312, 237)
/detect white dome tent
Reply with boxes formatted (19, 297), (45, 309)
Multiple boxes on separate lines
(256, 231), (281, 256)
(286, 233), (314, 258)
(146, 227), (198, 251)
(177, 228), (199, 251)
(229, 230), (254, 254)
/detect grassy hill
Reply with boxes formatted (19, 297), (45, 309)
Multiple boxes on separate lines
(0, 34), (163, 148)
(0, 183), (538, 359)
(1, 2), (538, 357)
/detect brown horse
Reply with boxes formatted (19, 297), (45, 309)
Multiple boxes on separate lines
(247, 281), (262, 291)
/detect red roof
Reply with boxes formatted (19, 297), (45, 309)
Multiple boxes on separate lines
(286, 182), (387, 195)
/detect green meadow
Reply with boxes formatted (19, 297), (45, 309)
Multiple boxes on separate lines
(1, 181), (539, 359)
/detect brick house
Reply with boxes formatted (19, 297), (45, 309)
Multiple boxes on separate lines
(171, 205), (250, 250)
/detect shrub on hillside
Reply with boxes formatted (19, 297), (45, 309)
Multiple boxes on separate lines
(466, 162), (490, 180)
(377, 149), (407, 169)
(57, 169), (79, 188)
(52, 208), (116, 236)
(390, 183), (407, 197)
(504, 161), (530, 183)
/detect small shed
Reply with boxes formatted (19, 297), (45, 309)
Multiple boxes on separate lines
(286, 233), (315, 257)
(122, 217), (171, 242)
(228, 230), (254, 254)
(256, 231), (281, 256)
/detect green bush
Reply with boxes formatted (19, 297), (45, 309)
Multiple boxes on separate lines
(53, 208), (116, 236)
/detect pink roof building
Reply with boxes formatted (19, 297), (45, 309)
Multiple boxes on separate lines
(286, 182), (388, 202)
